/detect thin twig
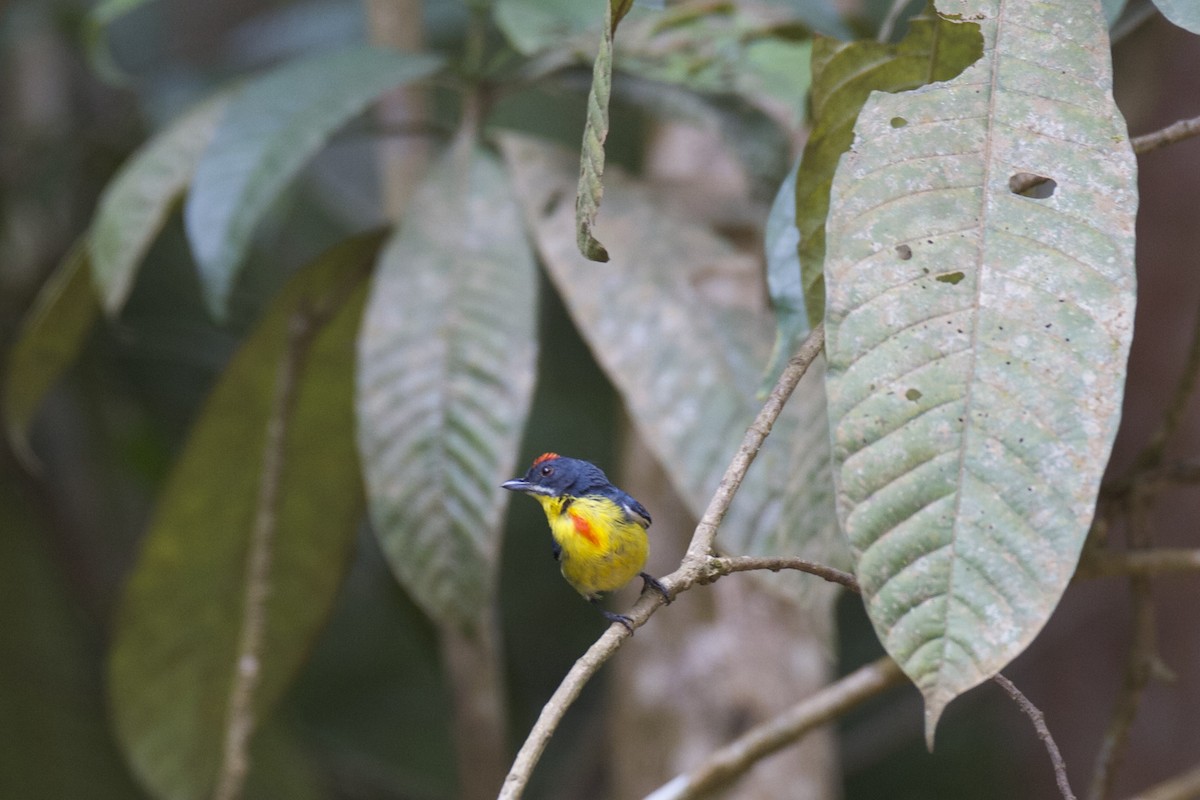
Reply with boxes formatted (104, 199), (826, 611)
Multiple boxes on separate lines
(694, 555), (860, 593)
(1079, 548), (1200, 578)
(498, 323), (826, 800)
(993, 674), (1076, 800)
(1125, 762), (1200, 800)
(643, 658), (906, 800)
(1088, 494), (1161, 800)
(1133, 114), (1200, 155)
(213, 309), (319, 800)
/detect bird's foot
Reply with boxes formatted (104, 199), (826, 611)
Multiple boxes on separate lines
(600, 608), (635, 634)
(639, 572), (672, 604)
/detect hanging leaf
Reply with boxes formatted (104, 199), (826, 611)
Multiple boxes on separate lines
(759, 156), (808, 396)
(83, 0), (160, 83)
(3, 242), (99, 468)
(795, 7), (983, 324)
(576, 0), (637, 262)
(109, 233), (381, 800)
(184, 46), (443, 320)
(357, 147), (538, 629)
(502, 135), (845, 604)
(1152, 0), (1200, 33)
(822, 0), (1136, 744)
(90, 92), (230, 315)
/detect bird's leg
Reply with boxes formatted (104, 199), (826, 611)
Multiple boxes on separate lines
(638, 572), (672, 604)
(590, 598), (634, 633)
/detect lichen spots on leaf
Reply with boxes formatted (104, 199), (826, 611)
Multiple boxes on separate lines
(936, 271), (965, 285)
(905, 388), (923, 401)
(896, 244), (913, 260)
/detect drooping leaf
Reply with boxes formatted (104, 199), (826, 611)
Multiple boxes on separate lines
(184, 46), (443, 319)
(109, 233), (382, 800)
(576, 0), (637, 262)
(795, 7), (983, 324)
(0, 482), (144, 800)
(84, 0), (160, 83)
(357, 146), (538, 629)
(822, 0), (1137, 743)
(760, 156), (808, 396)
(1152, 0), (1200, 33)
(502, 135), (845, 605)
(90, 92), (229, 315)
(3, 242), (99, 468)
(493, 0), (604, 55)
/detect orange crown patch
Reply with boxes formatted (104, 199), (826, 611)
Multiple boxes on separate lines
(532, 452), (559, 467)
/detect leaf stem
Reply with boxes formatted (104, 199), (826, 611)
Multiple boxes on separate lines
(212, 308), (320, 800)
(498, 323), (826, 800)
(1132, 114), (1200, 155)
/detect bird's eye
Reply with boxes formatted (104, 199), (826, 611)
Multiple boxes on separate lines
(540, 465), (553, 477)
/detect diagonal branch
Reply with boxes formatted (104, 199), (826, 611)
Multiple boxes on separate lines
(498, 323), (826, 800)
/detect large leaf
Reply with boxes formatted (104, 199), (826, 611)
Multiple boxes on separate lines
(184, 46), (443, 319)
(1152, 0), (1200, 33)
(109, 233), (381, 800)
(3, 242), (99, 468)
(822, 0), (1136, 743)
(493, 0), (603, 55)
(502, 135), (844, 603)
(795, 8), (983, 325)
(90, 93), (229, 315)
(357, 146), (538, 629)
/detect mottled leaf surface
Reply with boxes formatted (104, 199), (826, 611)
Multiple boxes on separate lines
(357, 147), (538, 629)
(796, 9), (983, 324)
(90, 93), (229, 315)
(822, 0), (1136, 740)
(185, 46), (442, 319)
(3, 243), (99, 467)
(502, 135), (845, 603)
(109, 234), (379, 800)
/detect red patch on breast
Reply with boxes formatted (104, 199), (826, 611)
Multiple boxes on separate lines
(570, 512), (599, 546)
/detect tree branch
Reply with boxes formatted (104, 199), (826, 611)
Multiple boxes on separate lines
(1133, 114), (1200, 155)
(643, 657), (906, 800)
(1079, 548), (1200, 578)
(993, 674), (1076, 800)
(498, 323), (826, 800)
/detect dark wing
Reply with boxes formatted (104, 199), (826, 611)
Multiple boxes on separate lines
(613, 489), (652, 528)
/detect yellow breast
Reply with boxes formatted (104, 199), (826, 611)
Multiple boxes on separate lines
(535, 494), (649, 599)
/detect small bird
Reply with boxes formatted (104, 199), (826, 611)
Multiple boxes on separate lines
(502, 453), (670, 631)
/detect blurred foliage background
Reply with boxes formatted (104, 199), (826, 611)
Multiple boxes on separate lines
(3, 1), (1200, 799)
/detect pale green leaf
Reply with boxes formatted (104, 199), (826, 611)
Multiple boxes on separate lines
(90, 92), (229, 315)
(83, 0), (160, 83)
(493, 0), (603, 55)
(796, 8), (983, 325)
(760, 157), (808, 396)
(184, 46), (443, 319)
(1103, 0), (1128, 26)
(502, 134), (845, 606)
(1152, 0), (1200, 32)
(356, 147), (538, 629)
(576, 0), (637, 262)
(823, 0), (1137, 743)
(3, 242), (99, 469)
(109, 233), (380, 800)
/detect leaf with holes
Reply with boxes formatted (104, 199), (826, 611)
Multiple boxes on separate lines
(185, 46), (443, 319)
(109, 233), (380, 800)
(501, 134), (845, 606)
(356, 146), (538, 629)
(796, 6), (983, 325)
(823, 0), (1136, 744)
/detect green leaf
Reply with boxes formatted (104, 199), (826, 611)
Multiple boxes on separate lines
(108, 232), (381, 800)
(1152, 0), (1200, 33)
(0, 483), (144, 800)
(184, 46), (443, 320)
(502, 134), (845, 605)
(357, 146), (538, 629)
(1103, 0), (1128, 26)
(576, 0), (637, 262)
(494, 0), (603, 55)
(822, 0), (1137, 743)
(83, 0), (160, 83)
(3, 242), (99, 468)
(760, 156), (808, 396)
(795, 6), (983, 325)
(90, 93), (230, 315)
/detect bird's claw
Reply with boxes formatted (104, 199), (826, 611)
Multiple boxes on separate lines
(639, 572), (672, 604)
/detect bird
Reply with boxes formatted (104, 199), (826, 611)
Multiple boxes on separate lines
(502, 453), (671, 631)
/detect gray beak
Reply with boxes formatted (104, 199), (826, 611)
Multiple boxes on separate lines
(501, 479), (532, 492)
